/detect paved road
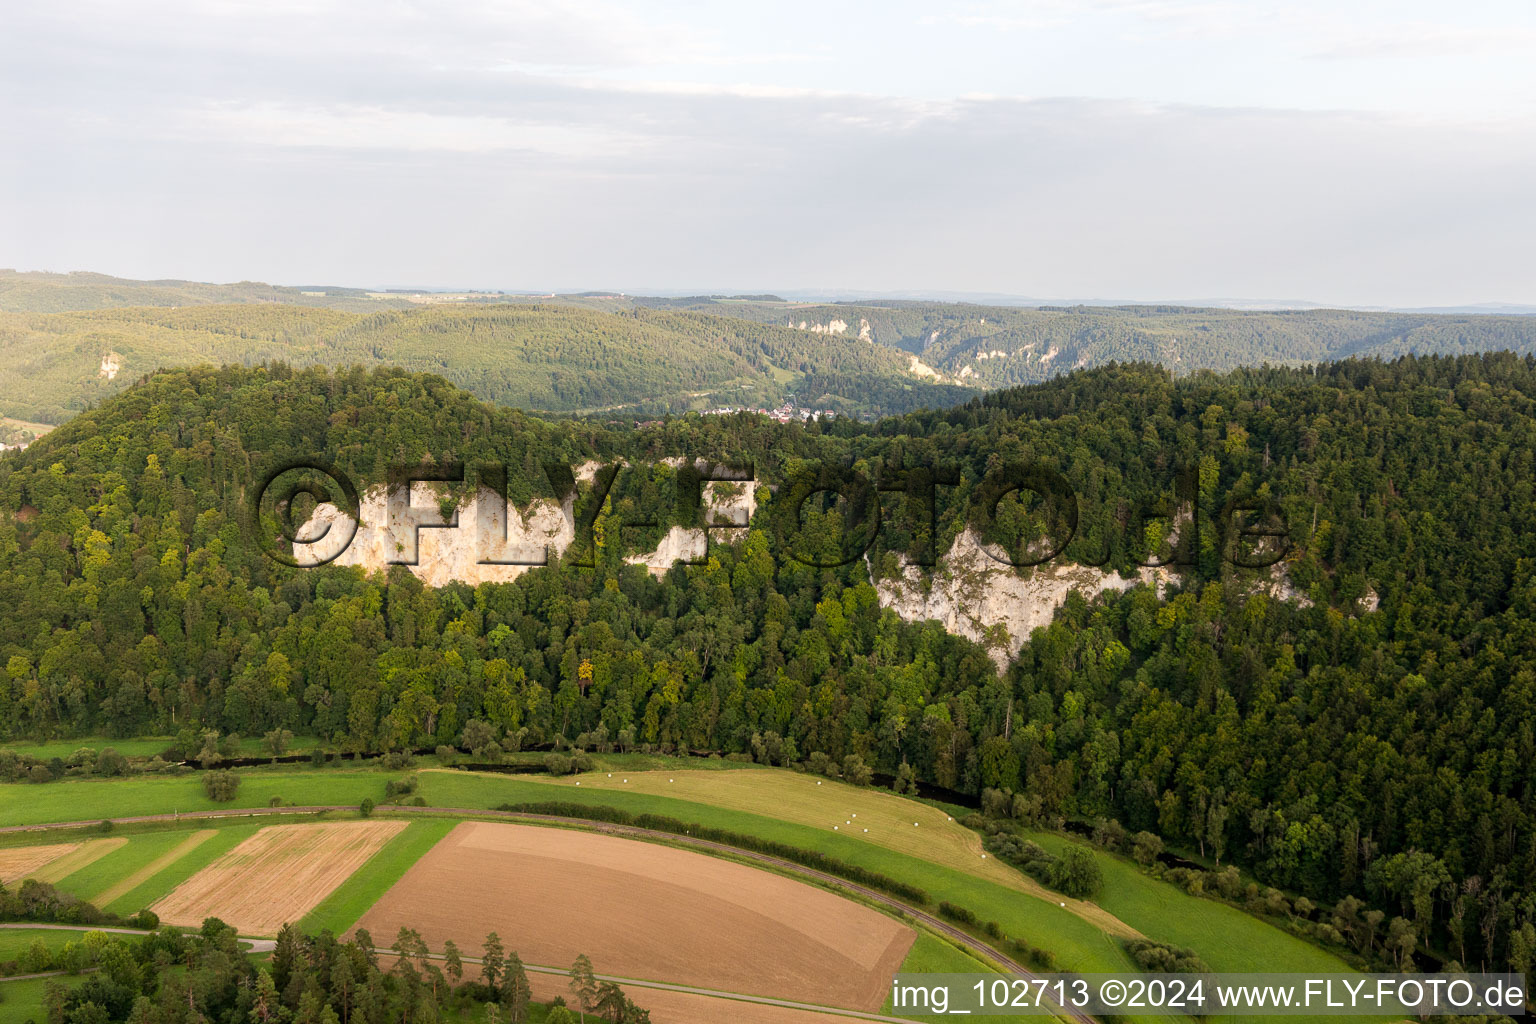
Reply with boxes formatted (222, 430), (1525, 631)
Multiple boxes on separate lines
(0, 921), (276, 953)
(2, 804), (1092, 1022)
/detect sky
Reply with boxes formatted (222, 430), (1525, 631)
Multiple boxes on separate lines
(2, 0), (1534, 306)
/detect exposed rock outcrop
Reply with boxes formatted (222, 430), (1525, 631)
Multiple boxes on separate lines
(872, 528), (1172, 673)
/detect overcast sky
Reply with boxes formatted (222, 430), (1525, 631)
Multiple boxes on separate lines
(2, 0), (1534, 306)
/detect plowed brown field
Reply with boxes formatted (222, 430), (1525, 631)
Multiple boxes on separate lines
(356, 821), (913, 1013)
(153, 820), (406, 934)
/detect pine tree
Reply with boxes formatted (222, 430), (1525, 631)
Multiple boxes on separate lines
(443, 938), (464, 984)
(481, 931), (506, 989)
(569, 953), (597, 1022)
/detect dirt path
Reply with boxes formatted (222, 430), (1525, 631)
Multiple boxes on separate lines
(0, 922), (277, 954)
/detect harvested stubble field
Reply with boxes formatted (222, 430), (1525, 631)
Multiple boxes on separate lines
(153, 820), (406, 935)
(0, 842), (78, 884)
(357, 821), (914, 1013)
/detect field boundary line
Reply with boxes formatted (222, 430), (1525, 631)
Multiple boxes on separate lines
(90, 829), (217, 907)
(30, 837), (127, 884)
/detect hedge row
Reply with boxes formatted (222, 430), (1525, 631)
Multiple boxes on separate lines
(938, 900), (1058, 971)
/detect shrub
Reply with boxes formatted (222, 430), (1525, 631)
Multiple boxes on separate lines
(126, 909), (159, 930)
(980, 788), (1012, 818)
(543, 753), (574, 776)
(359, 798), (375, 818)
(384, 775), (419, 800)
(1124, 938), (1211, 975)
(841, 755), (873, 786)
(202, 770), (240, 802)
(1011, 792), (1043, 822)
(96, 748), (128, 777)
(1047, 846), (1103, 899)
(938, 901), (978, 926)
(1130, 831), (1164, 866)
(1092, 818), (1127, 851)
(806, 751), (837, 777)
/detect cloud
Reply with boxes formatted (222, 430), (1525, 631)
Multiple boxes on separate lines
(1310, 24), (1536, 60)
(1, 0), (1533, 304)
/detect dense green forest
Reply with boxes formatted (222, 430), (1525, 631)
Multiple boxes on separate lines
(11, 270), (1536, 431)
(3, 356), (1536, 974)
(0, 302), (970, 424)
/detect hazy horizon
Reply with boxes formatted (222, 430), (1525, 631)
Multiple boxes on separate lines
(4, 1), (1534, 307)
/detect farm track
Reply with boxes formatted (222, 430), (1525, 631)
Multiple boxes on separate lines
(0, 804), (1096, 1023)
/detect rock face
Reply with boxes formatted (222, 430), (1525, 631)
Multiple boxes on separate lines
(294, 471), (756, 584)
(98, 352), (121, 381)
(624, 475), (756, 575)
(871, 528), (1172, 673)
(294, 484), (572, 587)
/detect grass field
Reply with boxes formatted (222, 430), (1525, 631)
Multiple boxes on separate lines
(0, 757), (1364, 1020)
(0, 736), (177, 759)
(0, 734), (319, 761)
(0, 767), (389, 826)
(0, 975), (71, 1022)
(884, 933), (1043, 1024)
(300, 818), (457, 935)
(0, 927), (82, 963)
(1024, 830), (1352, 976)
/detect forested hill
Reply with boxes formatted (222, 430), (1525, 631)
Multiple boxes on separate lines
(4, 354), (1536, 972)
(0, 268), (401, 313)
(0, 302), (973, 424)
(644, 296), (1536, 388)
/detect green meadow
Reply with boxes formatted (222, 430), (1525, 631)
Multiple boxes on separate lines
(0, 759), (1371, 1024)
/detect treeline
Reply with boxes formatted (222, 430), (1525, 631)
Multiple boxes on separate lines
(20, 915), (647, 1024)
(4, 356), (1536, 971)
(0, 878), (154, 931)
